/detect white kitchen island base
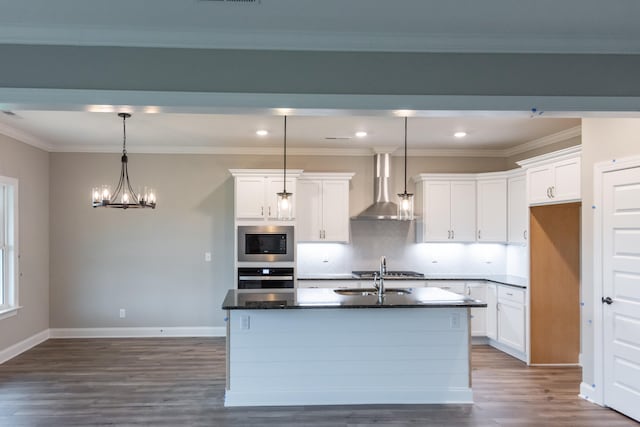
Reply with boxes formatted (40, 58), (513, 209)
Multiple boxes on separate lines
(224, 302), (474, 407)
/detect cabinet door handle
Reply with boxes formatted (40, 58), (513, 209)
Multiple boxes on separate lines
(546, 187), (551, 198)
(452, 230), (455, 239)
(551, 186), (555, 198)
(319, 230), (323, 239)
(261, 206), (264, 216)
(447, 230), (451, 239)
(478, 230), (481, 240)
(506, 292), (513, 296)
(523, 230), (527, 240)
(268, 206), (272, 216)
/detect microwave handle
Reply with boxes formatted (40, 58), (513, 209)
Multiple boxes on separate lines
(238, 276), (294, 281)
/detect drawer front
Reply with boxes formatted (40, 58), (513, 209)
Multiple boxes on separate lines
(498, 286), (525, 304)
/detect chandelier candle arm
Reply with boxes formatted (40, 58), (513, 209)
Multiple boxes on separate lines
(91, 112), (156, 209)
(397, 116), (414, 221)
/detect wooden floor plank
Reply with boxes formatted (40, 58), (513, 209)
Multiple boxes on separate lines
(0, 338), (635, 426)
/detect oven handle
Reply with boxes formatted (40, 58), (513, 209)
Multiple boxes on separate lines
(238, 276), (294, 281)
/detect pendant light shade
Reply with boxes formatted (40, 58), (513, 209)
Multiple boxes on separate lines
(277, 116), (293, 220)
(91, 113), (156, 210)
(397, 117), (414, 221)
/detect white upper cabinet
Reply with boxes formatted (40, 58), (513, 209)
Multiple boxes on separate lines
(477, 178), (507, 243)
(297, 173), (354, 243)
(415, 177), (476, 242)
(508, 174), (528, 244)
(230, 170), (302, 221)
(518, 146), (581, 206)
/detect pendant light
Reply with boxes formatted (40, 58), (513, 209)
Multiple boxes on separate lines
(276, 116), (293, 220)
(397, 116), (414, 220)
(91, 113), (156, 209)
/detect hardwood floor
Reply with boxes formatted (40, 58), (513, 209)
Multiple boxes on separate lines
(0, 338), (635, 426)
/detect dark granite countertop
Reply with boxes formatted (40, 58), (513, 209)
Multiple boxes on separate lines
(296, 274), (527, 288)
(222, 288), (487, 310)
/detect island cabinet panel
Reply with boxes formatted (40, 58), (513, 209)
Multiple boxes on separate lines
(225, 308), (472, 406)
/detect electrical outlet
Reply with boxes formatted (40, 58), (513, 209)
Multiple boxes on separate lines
(450, 313), (460, 329)
(205, 252), (212, 262)
(119, 308), (126, 318)
(240, 315), (250, 330)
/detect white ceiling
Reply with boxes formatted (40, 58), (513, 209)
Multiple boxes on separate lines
(0, 111), (580, 155)
(0, 0), (638, 53)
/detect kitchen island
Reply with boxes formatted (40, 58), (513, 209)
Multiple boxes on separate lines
(222, 287), (486, 407)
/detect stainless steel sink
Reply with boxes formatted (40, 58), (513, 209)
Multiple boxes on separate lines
(334, 288), (412, 296)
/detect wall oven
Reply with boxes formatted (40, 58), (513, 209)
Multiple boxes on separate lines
(237, 267), (294, 289)
(237, 225), (294, 263)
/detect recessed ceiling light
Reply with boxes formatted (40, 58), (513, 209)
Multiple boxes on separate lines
(454, 131), (467, 138)
(355, 131), (367, 138)
(256, 130), (269, 136)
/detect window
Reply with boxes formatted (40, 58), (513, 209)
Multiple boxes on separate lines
(0, 176), (18, 319)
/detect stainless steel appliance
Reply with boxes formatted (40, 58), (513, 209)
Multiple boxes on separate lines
(352, 270), (425, 279)
(237, 267), (294, 289)
(237, 225), (294, 263)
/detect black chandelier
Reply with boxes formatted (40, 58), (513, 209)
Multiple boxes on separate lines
(91, 113), (156, 209)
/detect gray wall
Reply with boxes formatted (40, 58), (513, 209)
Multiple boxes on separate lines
(580, 118), (640, 391)
(48, 152), (507, 328)
(0, 134), (49, 350)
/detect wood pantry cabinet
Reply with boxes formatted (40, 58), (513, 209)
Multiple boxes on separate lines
(476, 177), (507, 243)
(414, 176), (476, 242)
(296, 173), (354, 243)
(230, 170), (303, 221)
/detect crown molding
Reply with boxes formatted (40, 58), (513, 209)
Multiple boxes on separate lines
(1, 25), (640, 54)
(501, 125), (582, 157)
(516, 145), (582, 168)
(50, 145), (377, 156)
(0, 122), (54, 152)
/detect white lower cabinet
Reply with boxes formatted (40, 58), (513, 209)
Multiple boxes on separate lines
(468, 282), (487, 337)
(496, 285), (526, 353)
(485, 283), (498, 340)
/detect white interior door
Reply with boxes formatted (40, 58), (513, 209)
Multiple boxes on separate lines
(603, 166), (640, 421)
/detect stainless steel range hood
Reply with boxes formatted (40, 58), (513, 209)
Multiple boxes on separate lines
(353, 152), (400, 220)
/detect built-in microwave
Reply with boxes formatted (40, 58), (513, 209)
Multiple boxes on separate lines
(237, 225), (294, 263)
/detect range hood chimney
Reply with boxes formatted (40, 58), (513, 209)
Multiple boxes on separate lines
(353, 152), (400, 220)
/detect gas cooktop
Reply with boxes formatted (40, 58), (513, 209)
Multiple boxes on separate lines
(352, 270), (425, 279)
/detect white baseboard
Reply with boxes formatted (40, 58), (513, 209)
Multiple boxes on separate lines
(487, 338), (527, 363)
(49, 326), (226, 338)
(0, 329), (50, 364)
(579, 382), (603, 406)
(224, 387), (473, 407)
(472, 336), (489, 345)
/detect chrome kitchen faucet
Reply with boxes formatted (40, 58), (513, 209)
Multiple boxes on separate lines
(373, 256), (387, 298)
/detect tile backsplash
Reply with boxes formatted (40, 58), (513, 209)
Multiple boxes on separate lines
(297, 220), (527, 277)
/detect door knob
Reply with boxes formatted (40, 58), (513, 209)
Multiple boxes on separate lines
(602, 296), (613, 305)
